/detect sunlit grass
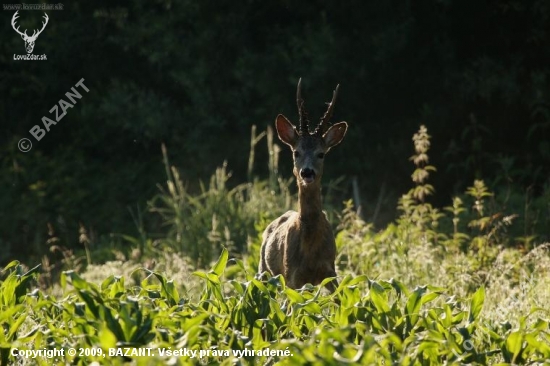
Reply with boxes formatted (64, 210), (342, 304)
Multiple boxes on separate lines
(2, 125), (549, 365)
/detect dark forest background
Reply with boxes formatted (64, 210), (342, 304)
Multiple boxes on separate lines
(1, 0), (549, 266)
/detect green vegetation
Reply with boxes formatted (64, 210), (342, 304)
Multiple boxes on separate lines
(3, 3), (549, 364)
(1, 126), (549, 365)
(2, 1), (549, 264)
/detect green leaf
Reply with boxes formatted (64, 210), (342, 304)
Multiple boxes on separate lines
(340, 274), (369, 287)
(505, 331), (523, 361)
(369, 287), (390, 313)
(468, 286), (485, 323)
(389, 278), (409, 298)
(7, 313), (27, 340)
(99, 327), (118, 349)
(182, 313), (210, 332)
(212, 247), (229, 276)
(101, 275), (116, 291)
(406, 286), (427, 328)
(284, 288), (305, 303)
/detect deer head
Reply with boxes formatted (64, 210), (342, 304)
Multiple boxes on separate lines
(11, 11), (49, 54)
(275, 79), (348, 186)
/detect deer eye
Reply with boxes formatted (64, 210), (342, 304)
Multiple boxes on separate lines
(293, 151), (301, 158)
(317, 153), (325, 159)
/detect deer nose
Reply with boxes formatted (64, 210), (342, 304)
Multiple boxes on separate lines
(300, 168), (316, 184)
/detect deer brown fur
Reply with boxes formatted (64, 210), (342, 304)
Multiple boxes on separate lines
(259, 79), (347, 292)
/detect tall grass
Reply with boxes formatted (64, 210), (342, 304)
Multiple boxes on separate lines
(5, 124), (549, 364)
(148, 126), (293, 267)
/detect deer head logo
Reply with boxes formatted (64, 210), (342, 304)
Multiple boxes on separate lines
(11, 11), (49, 54)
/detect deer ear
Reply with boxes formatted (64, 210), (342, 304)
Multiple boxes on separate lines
(323, 122), (348, 149)
(275, 114), (298, 147)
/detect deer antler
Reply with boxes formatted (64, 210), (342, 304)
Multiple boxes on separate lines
(316, 84), (339, 136)
(11, 11), (49, 40)
(32, 13), (49, 39)
(296, 78), (310, 135)
(11, 11), (27, 38)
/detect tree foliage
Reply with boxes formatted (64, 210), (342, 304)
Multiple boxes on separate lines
(1, 0), (549, 263)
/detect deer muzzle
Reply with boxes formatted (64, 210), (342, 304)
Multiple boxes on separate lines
(300, 168), (316, 184)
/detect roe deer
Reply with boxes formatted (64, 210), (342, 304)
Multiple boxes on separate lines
(259, 79), (347, 292)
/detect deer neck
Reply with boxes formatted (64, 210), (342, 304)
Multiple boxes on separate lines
(297, 181), (328, 255)
(298, 181), (323, 224)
